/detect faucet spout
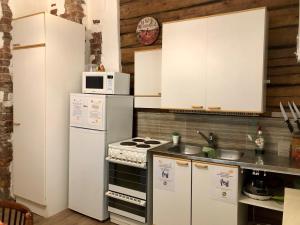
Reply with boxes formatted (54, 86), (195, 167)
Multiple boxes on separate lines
(196, 130), (217, 149)
(197, 131), (209, 143)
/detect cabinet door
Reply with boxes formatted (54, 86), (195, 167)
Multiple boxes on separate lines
(12, 13), (45, 47)
(161, 19), (207, 110)
(192, 162), (239, 225)
(134, 49), (162, 108)
(205, 9), (266, 113)
(153, 156), (191, 225)
(13, 47), (46, 205)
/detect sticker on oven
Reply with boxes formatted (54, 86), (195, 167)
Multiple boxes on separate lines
(155, 160), (175, 192)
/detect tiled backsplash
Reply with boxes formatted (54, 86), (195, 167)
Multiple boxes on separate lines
(136, 112), (292, 156)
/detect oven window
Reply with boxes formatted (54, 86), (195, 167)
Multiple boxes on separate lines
(86, 76), (103, 89)
(109, 163), (147, 193)
(108, 197), (147, 218)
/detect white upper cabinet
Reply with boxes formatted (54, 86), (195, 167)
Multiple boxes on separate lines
(161, 18), (207, 110)
(205, 9), (267, 113)
(161, 8), (267, 113)
(134, 49), (162, 108)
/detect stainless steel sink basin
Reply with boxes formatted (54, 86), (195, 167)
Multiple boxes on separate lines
(168, 144), (202, 155)
(217, 149), (244, 161)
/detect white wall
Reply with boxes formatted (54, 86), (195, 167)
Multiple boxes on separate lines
(10, 0), (121, 72)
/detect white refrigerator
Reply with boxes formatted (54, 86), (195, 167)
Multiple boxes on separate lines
(68, 93), (133, 221)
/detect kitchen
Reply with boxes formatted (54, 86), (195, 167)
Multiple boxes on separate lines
(0, 1), (300, 225)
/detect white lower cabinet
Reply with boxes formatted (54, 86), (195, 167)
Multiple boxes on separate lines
(153, 156), (191, 225)
(192, 161), (240, 225)
(153, 156), (243, 225)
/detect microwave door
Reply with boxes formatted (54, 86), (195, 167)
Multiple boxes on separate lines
(86, 75), (105, 92)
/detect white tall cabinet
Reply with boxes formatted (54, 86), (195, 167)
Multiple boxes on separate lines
(161, 8), (267, 113)
(12, 13), (85, 217)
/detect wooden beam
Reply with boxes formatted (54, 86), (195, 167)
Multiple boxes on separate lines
(268, 47), (296, 59)
(120, 0), (221, 19)
(267, 86), (300, 97)
(268, 57), (298, 67)
(268, 6), (299, 29)
(268, 26), (298, 48)
(269, 66), (300, 76)
(270, 74), (300, 85)
(267, 96), (300, 107)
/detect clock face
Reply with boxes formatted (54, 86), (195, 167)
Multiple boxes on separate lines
(136, 17), (159, 46)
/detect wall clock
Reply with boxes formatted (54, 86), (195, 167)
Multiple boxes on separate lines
(136, 17), (160, 46)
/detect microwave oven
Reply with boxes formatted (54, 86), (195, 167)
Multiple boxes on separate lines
(82, 72), (130, 95)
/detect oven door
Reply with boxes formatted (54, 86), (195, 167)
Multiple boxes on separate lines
(109, 162), (147, 200)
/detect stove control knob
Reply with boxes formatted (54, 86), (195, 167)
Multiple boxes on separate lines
(137, 154), (143, 163)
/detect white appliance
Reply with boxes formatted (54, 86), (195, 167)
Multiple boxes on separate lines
(12, 12), (85, 217)
(68, 93), (133, 221)
(82, 72), (130, 95)
(107, 138), (168, 225)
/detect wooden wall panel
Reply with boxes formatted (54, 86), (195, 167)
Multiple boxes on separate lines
(120, 0), (300, 113)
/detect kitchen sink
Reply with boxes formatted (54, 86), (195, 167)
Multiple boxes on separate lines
(217, 149), (244, 161)
(168, 144), (202, 155)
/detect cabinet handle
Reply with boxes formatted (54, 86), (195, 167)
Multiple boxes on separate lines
(208, 107), (221, 111)
(192, 105), (204, 109)
(176, 160), (189, 166)
(194, 163), (208, 169)
(13, 123), (21, 126)
(13, 44), (20, 47)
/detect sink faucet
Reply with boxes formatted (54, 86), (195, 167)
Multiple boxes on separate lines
(197, 130), (217, 149)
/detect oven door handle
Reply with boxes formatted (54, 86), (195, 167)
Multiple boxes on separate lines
(106, 191), (146, 207)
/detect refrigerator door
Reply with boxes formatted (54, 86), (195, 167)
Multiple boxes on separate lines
(70, 93), (106, 130)
(68, 127), (109, 220)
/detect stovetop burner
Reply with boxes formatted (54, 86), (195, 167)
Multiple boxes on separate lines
(132, 138), (145, 142)
(136, 144), (151, 148)
(120, 141), (137, 146)
(144, 140), (161, 145)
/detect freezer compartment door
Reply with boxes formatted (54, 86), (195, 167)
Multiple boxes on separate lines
(70, 93), (106, 130)
(68, 127), (109, 220)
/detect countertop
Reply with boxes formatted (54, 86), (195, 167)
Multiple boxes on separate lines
(149, 143), (300, 176)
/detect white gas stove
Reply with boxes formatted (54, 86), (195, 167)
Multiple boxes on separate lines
(107, 137), (169, 168)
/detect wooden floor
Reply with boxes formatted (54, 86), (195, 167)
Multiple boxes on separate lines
(34, 209), (115, 225)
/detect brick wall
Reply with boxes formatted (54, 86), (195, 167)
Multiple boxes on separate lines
(0, 0), (13, 199)
(61, 0), (85, 24)
(51, 0), (103, 65)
